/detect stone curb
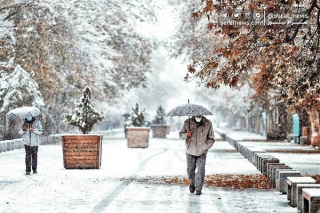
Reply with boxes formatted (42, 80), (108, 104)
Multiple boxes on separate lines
(220, 130), (319, 213)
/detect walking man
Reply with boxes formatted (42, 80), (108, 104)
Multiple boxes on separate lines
(19, 116), (43, 175)
(179, 114), (215, 195)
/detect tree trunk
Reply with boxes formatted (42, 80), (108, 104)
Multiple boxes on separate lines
(267, 110), (274, 138)
(266, 103), (288, 140)
(306, 110), (320, 146)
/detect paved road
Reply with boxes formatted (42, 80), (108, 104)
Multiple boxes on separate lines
(0, 132), (297, 213)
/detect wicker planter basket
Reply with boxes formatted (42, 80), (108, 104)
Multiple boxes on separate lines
(62, 134), (103, 169)
(126, 127), (150, 148)
(151, 125), (168, 138)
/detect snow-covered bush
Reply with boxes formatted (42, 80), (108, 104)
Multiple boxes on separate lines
(0, 64), (45, 112)
(130, 103), (146, 127)
(63, 86), (104, 134)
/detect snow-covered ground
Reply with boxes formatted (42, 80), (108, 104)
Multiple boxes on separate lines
(1, 130), (315, 212)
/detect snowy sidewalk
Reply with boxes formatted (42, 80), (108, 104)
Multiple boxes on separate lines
(0, 131), (300, 213)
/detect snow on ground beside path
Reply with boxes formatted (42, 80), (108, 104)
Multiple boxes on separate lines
(271, 152), (320, 175)
(236, 140), (320, 175)
(0, 146), (121, 212)
(227, 131), (267, 141)
(0, 131), (272, 212)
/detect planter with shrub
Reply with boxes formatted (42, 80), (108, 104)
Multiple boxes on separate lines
(126, 103), (149, 148)
(62, 87), (104, 169)
(151, 106), (168, 138)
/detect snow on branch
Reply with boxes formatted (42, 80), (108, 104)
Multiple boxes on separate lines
(63, 86), (104, 134)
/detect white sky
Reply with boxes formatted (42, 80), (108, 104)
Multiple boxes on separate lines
(119, 2), (206, 119)
(135, 3), (178, 40)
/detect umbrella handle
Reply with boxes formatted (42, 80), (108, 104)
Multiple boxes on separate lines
(188, 99), (190, 130)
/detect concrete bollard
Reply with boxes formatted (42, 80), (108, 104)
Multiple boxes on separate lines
(262, 158), (280, 175)
(276, 171), (301, 194)
(302, 188), (320, 213)
(274, 168), (295, 189)
(258, 155), (274, 171)
(245, 147), (250, 158)
(254, 153), (267, 167)
(267, 163), (285, 181)
(254, 153), (271, 168)
(249, 149), (266, 165)
(243, 146), (250, 159)
(241, 144), (247, 156)
(296, 184), (320, 211)
(237, 142), (243, 153)
(287, 177), (316, 207)
(245, 146), (250, 160)
(226, 136), (237, 147)
(272, 166), (292, 186)
(234, 140), (240, 151)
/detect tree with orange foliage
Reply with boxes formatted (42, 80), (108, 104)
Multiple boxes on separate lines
(177, 0), (320, 145)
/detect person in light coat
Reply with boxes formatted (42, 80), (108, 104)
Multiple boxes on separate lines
(179, 114), (215, 195)
(18, 116), (43, 175)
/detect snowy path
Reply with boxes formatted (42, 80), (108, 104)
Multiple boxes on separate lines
(0, 132), (297, 213)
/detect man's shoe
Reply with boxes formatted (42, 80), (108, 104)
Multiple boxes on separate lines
(196, 191), (202, 195)
(26, 172), (30, 175)
(33, 171), (37, 174)
(189, 185), (195, 193)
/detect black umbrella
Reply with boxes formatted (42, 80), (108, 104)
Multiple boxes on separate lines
(166, 100), (212, 130)
(166, 100), (212, 117)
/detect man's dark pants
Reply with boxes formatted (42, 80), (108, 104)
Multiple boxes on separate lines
(186, 153), (207, 193)
(24, 145), (38, 173)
